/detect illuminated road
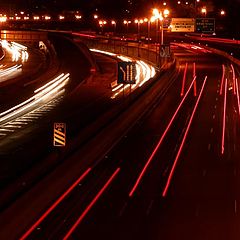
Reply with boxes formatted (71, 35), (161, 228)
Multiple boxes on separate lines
(0, 38), (240, 240)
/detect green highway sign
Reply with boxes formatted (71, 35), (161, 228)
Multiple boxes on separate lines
(196, 18), (215, 33)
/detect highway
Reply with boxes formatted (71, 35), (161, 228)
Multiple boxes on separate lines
(0, 35), (240, 240)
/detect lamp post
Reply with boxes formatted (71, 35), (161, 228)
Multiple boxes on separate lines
(220, 10), (226, 16)
(201, 7), (207, 17)
(111, 20), (116, 34)
(135, 19), (140, 40)
(124, 20), (131, 35)
(195, 0), (200, 17)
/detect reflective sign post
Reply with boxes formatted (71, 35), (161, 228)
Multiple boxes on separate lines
(53, 123), (66, 147)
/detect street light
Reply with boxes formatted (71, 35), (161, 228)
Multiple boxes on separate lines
(111, 20), (116, 34)
(152, 8), (169, 45)
(135, 19), (140, 40)
(220, 10), (226, 16)
(124, 20), (131, 34)
(201, 7), (207, 17)
(99, 20), (107, 33)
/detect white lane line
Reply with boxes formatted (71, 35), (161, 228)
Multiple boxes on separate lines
(210, 128), (214, 133)
(214, 105), (217, 109)
(4, 124), (22, 128)
(216, 97), (218, 101)
(195, 205), (200, 217)
(21, 116), (39, 119)
(208, 143), (211, 150)
(0, 133), (6, 136)
(0, 128), (14, 132)
(119, 202), (128, 217)
(213, 114), (216, 119)
(12, 121), (28, 125)
(146, 200), (154, 216)
(235, 200), (237, 215)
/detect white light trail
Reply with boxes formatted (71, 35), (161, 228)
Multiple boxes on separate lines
(0, 73), (70, 125)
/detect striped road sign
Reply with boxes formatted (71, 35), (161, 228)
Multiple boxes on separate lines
(53, 123), (66, 147)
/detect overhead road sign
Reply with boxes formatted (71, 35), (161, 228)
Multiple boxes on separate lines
(118, 62), (136, 84)
(196, 18), (215, 33)
(53, 123), (66, 147)
(170, 18), (195, 32)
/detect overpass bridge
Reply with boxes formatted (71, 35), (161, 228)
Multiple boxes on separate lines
(0, 30), (48, 46)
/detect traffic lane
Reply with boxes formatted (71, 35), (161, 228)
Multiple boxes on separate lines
(52, 59), (199, 239)
(142, 64), (240, 239)
(0, 54), (178, 240)
(0, 47), (47, 112)
(62, 53), (224, 239)
(0, 53), (117, 193)
(22, 164), (120, 240)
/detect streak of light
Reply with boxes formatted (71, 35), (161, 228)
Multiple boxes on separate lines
(0, 40), (29, 63)
(90, 49), (156, 99)
(63, 168), (121, 240)
(220, 64), (225, 95)
(162, 76), (208, 197)
(236, 78), (240, 118)
(193, 62), (197, 96)
(0, 64), (22, 82)
(181, 62), (188, 96)
(0, 73), (70, 124)
(231, 64), (236, 95)
(19, 168), (92, 240)
(221, 78), (227, 155)
(129, 76), (197, 197)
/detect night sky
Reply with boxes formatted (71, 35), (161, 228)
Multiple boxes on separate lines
(0, 0), (240, 20)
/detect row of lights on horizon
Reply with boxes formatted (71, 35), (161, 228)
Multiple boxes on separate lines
(0, 6), (226, 24)
(0, 12), (82, 22)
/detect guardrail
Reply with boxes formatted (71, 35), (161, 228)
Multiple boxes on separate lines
(72, 33), (173, 69)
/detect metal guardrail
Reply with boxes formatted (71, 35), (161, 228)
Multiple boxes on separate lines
(73, 36), (173, 69)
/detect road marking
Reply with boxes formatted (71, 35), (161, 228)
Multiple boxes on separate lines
(216, 97), (218, 101)
(12, 121), (28, 125)
(19, 168), (91, 240)
(146, 200), (154, 216)
(0, 133), (6, 136)
(195, 205), (200, 217)
(162, 76), (208, 197)
(210, 128), (214, 133)
(63, 168), (120, 240)
(208, 143), (211, 150)
(0, 128), (14, 132)
(119, 202), (128, 217)
(213, 114), (216, 119)
(235, 200), (237, 215)
(4, 124), (22, 128)
(129, 77), (198, 197)
(214, 105), (217, 109)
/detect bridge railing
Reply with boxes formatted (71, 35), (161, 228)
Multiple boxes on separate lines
(73, 35), (173, 69)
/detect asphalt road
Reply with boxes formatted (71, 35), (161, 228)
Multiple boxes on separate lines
(1, 37), (240, 240)
(10, 42), (239, 240)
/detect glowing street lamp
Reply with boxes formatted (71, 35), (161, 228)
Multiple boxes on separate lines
(124, 20), (131, 34)
(220, 10), (226, 16)
(111, 20), (116, 34)
(75, 15), (82, 20)
(201, 7), (207, 17)
(152, 8), (169, 45)
(94, 14), (98, 19)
